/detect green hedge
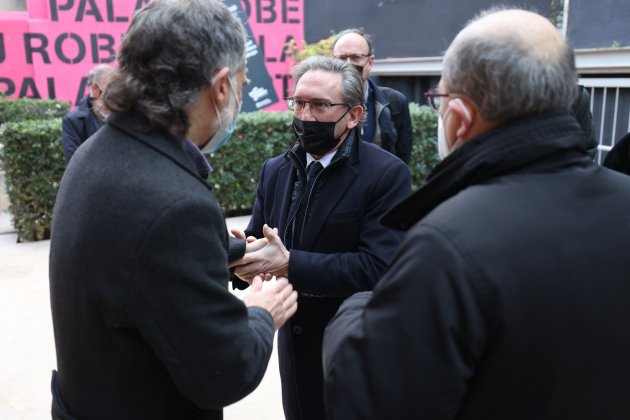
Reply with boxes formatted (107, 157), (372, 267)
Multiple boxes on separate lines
(209, 111), (297, 216)
(0, 118), (65, 241)
(409, 103), (439, 189)
(0, 97), (70, 125)
(0, 104), (439, 241)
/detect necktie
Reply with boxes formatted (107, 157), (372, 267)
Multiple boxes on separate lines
(292, 161), (323, 248)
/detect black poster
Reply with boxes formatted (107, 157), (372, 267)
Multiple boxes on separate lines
(224, 0), (279, 111)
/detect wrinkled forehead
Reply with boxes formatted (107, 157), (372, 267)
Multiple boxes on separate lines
(294, 70), (343, 100)
(333, 33), (370, 54)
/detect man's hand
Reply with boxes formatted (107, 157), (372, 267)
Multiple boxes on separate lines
(243, 276), (298, 330)
(233, 224), (290, 280)
(228, 228), (269, 268)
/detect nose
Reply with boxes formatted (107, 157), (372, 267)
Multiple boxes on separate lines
(300, 103), (317, 121)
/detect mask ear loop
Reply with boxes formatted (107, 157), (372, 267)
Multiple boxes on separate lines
(334, 105), (353, 141)
(451, 98), (472, 123)
(211, 72), (237, 132)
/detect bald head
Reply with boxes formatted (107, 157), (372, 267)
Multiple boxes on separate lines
(456, 9), (564, 63)
(442, 8), (577, 123)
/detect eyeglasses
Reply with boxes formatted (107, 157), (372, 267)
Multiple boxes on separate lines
(334, 53), (371, 63)
(285, 97), (349, 117)
(425, 90), (451, 111)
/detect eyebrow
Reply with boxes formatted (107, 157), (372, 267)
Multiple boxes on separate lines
(293, 96), (335, 102)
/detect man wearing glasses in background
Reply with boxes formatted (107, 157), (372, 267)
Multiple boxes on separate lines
(229, 55), (411, 420)
(332, 28), (413, 164)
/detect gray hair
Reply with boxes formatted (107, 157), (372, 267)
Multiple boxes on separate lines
(333, 28), (374, 56)
(291, 55), (366, 120)
(442, 9), (578, 123)
(87, 64), (114, 87)
(103, 0), (246, 140)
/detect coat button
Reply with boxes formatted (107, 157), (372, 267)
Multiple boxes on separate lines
(292, 325), (303, 335)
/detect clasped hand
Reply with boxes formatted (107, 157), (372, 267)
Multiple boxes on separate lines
(230, 224), (290, 283)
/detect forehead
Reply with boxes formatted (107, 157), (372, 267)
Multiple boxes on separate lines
(333, 33), (369, 54)
(294, 70), (343, 100)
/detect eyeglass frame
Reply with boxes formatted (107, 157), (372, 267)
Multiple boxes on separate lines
(333, 53), (372, 64)
(285, 96), (350, 117)
(424, 90), (452, 111)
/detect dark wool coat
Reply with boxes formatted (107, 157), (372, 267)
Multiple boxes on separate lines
(603, 131), (630, 174)
(323, 111), (630, 420)
(240, 129), (411, 420)
(50, 109), (274, 420)
(363, 79), (413, 164)
(61, 96), (105, 163)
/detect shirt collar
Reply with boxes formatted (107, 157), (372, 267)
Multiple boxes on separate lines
(183, 138), (213, 179)
(307, 149), (337, 169)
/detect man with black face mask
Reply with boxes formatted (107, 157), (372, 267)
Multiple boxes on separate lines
(230, 55), (411, 420)
(333, 28), (414, 164)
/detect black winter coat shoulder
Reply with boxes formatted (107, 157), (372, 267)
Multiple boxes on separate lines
(50, 110), (275, 419)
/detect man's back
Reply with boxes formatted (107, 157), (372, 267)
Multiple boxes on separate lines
(430, 154), (630, 418)
(323, 112), (630, 419)
(50, 112), (274, 419)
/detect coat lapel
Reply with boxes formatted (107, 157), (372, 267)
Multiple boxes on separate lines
(276, 159), (297, 233)
(299, 163), (357, 250)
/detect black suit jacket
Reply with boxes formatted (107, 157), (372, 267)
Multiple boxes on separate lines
(364, 79), (413, 164)
(50, 109), (275, 419)
(243, 130), (411, 420)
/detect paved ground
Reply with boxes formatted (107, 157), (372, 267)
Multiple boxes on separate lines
(0, 176), (284, 419)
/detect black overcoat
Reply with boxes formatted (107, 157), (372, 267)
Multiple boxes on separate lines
(244, 130), (411, 420)
(324, 111), (630, 420)
(50, 110), (274, 419)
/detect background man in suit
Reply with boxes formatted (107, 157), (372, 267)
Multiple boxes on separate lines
(61, 64), (114, 162)
(333, 28), (413, 164)
(49, 1), (297, 419)
(230, 56), (411, 420)
(322, 8), (630, 420)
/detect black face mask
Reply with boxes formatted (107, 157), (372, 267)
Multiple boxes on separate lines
(292, 109), (350, 156)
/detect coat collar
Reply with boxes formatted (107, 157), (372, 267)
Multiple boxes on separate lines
(286, 127), (361, 176)
(106, 109), (209, 188)
(381, 110), (589, 230)
(368, 79), (389, 108)
(278, 129), (360, 248)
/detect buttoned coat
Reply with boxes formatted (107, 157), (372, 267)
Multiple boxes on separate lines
(50, 109), (274, 420)
(241, 130), (411, 420)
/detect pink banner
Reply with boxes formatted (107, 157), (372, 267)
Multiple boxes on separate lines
(0, 0), (303, 110)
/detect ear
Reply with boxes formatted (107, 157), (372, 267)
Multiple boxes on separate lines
(346, 105), (364, 129)
(209, 67), (230, 108)
(365, 55), (375, 72)
(449, 98), (474, 140)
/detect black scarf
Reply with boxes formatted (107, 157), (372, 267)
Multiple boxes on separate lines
(381, 110), (589, 230)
